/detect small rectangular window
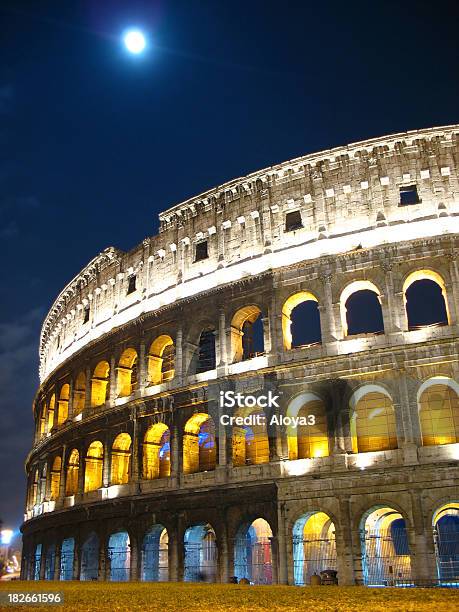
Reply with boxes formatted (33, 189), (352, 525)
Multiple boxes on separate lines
(399, 185), (420, 206)
(194, 241), (208, 262)
(83, 305), (90, 324)
(285, 210), (303, 232)
(127, 275), (136, 295)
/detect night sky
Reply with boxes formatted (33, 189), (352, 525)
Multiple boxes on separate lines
(0, 0), (458, 534)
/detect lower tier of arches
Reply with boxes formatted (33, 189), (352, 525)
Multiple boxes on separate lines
(21, 479), (459, 587)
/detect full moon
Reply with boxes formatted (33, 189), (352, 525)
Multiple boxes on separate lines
(123, 30), (147, 54)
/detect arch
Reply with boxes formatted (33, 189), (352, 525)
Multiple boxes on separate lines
(184, 523), (217, 582)
(84, 441), (103, 492)
(80, 532), (99, 581)
(47, 393), (56, 431)
(360, 506), (412, 585)
(231, 305), (264, 363)
(286, 393), (329, 460)
(108, 531), (131, 581)
(232, 408), (269, 467)
(432, 502), (459, 582)
(143, 423), (170, 479)
(418, 378), (459, 446)
(111, 433), (132, 485)
(33, 543), (42, 580)
(234, 518), (273, 584)
(148, 335), (175, 385)
(116, 348), (138, 397)
(340, 280), (384, 337)
(59, 537), (75, 581)
(141, 525), (168, 582)
(73, 371), (86, 416)
(292, 511), (337, 585)
(65, 449), (79, 496)
(91, 361), (110, 407)
(282, 292), (321, 350)
(196, 328), (216, 373)
(403, 270), (450, 329)
(57, 384), (69, 425)
(38, 464), (47, 504)
(183, 413), (217, 474)
(349, 386), (397, 453)
(44, 543), (56, 580)
(50, 456), (61, 501)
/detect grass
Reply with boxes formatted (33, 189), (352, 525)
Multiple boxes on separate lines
(0, 581), (458, 611)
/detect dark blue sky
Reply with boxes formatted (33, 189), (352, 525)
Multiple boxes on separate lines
(0, 0), (458, 531)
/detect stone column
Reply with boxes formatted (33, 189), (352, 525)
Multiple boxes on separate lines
(131, 410), (139, 484)
(381, 261), (400, 333)
(54, 543), (61, 581)
(103, 437), (111, 487)
(109, 355), (116, 404)
(98, 537), (107, 581)
(175, 326), (183, 383)
(170, 425), (182, 483)
(270, 536), (279, 584)
(217, 308), (227, 369)
(130, 534), (140, 581)
(73, 540), (81, 580)
(67, 379), (74, 420)
(168, 527), (180, 582)
(39, 546), (46, 580)
(261, 314), (272, 355)
(78, 448), (85, 496)
(58, 444), (67, 504)
(336, 496), (356, 585)
(138, 339), (146, 393)
(409, 489), (438, 583)
(277, 502), (288, 584)
(219, 522), (230, 583)
(446, 252), (459, 324)
(85, 366), (91, 411)
(319, 273), (338, 344)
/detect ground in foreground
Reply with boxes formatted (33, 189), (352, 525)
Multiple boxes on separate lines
(0, 581), (458, 611)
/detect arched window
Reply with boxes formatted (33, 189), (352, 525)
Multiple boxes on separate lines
(116, 348), (138, 397)
(148, 336), (175, 385)
(90, 361), (110, 407)
(184, 524), (217, 582)
(141, 525), (168, 582)
(65, 449), (79, 496)
(360, 506), (411, 585)
(50, 456), (61, 501)
(143, 424), (170, 479)
(30, 468), (39, 507)
(196, 329), (216, 373)
(73, 372), (86, 416)
(59, 538), (75, 581)
(108, 532), (130, 582)
(80, 533), (99, 581)
(432, 503), (459, 581)
(286, 393), (329, 460)
(340, 281), (384, 336)
(111, 433), (132, 485)
(419, 380), (459, 446)
(232, 409), (269, 467)
(234, 518), (273, 585)
(351, 388), (397, 453)
(282, 292), (321, 350)
(231, 305), (264, 363)
(84, 441), (103, 492)
(403, 270), (450, 330)
(47, 394), (56, 431)
(39, 403), (46, 438)
(183, 414), (217, 474)
(57, 384), (69, 425)
(293, 512), (337, 585)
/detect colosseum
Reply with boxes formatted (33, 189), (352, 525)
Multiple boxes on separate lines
(21, 124), (459, 587)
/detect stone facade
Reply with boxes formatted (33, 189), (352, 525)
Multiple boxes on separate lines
(22, 125), (459, 586)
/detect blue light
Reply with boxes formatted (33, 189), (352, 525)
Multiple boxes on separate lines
(123, 30), (147, 55)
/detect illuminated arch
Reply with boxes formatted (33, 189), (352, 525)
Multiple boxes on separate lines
(84, 441), (103, 492)
(73, 371), (86, 416)
(143, 423), (170, 479)
(350, 385), (397, 453)
(148, 335), (175, 385)
(57, 384), (69, 425)
(282, 291), (321, 350)
(234, 518), (273, 584)
(30, 468), (39, 507)
(50, 456), (61, 501)
(340, 280), (383, 337)
(111, 433), (132, 485)
(39, 403), (46, 438)
(360, 506), (412, 585)
(91, 361), (110, 407)
(47, 393), (56, 431)
(141, 525), (169, 582)
(286, 392), (329, 460)
(65, 449), (79, 496)
(418, 378), (459, 446)
(184, 523), (217, 582)
(403, 270), (450, 329)
(232, 407), (269, 467)
(116, 348), (138, 397)
(432, 502), (459, 582)
(59, 538), (75, 581)
(183, 413), (216, 474)
(231, 305), (263, 363)
(108, 531), (130, 582)
(196, 328), (216, 373)
(293, 511), (337, 585)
